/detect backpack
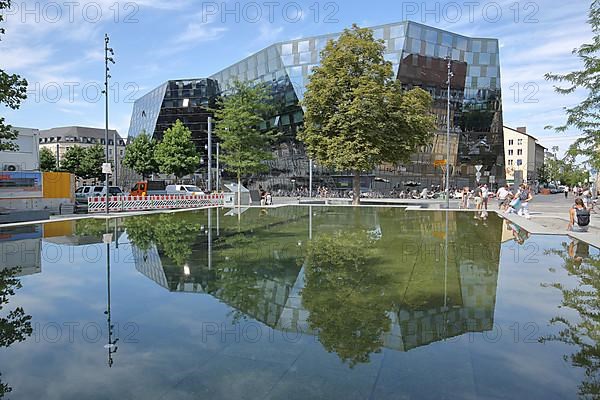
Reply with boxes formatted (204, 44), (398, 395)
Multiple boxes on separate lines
(576, 208), (591, 227)
(519, 190), (530, 201)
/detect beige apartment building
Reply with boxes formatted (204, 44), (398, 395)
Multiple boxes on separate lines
(38, 126), (126, 184)
(503, 126), (546, 185)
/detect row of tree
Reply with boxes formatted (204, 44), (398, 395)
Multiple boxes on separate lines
(537, 158), (591, 187)
(40, 144), (106, 180)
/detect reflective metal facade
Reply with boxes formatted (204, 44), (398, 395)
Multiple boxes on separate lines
(129, 21), (504, 190)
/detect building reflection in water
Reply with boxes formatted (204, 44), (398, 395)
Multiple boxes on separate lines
(126, 207), (502, 363)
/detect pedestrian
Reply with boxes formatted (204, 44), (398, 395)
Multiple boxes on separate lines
(266, 192), (272, 206)
(496, 185), (510, 210)
(583, 187), (592, 209)
(481, 184), (489, 210)
(568, 198), (591, 232)
(564, 185), (569, 199)
(461, 186), (470, 209)
(516, 184), (533, 219)
(473, 185), (483, 214)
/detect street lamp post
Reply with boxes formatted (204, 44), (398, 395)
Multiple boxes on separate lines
(445, 56), (453, 209)
(103, 33), (115, 215)
(216, 142), (220, 193)
(114, 131), (118, 188)
(309, 159), (313, 198)
(207, 117), (213, 193)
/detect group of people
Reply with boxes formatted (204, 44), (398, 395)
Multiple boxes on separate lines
(496, 184), (534, 219)
(259, 187), (273, 206)
(458, 184), (491, 211)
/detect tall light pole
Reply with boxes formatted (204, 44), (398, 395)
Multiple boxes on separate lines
(103, 33), (115, 214)
(309, 159), (313, 198)
(445, 56), (453, 210)
(216, 142), (220, 193)
(114, 131), (118, 188)
(207, 117), (212, 193)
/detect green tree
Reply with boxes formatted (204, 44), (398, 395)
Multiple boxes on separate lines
(299, 24), (436, 204)
(39, 147), (57, 172)
(213, 80), (277, 204)
(61, 144), (105, 180)
(122, 131), (159, 179)
(0, 0), (28, 152)
(60, 145), (87, 178)
(545, 1), (600, 171)
(155, 120), (200, 180)
(82, 143), (106, 181)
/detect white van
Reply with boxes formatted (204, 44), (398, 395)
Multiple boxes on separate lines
(165, 185), (205, 196)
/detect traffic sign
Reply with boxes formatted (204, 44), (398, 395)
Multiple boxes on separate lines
(489, 176), (496, 184)
(476, 172), (482, 179)
(475, 165), (483, 172)
(102, 163), (112, 174)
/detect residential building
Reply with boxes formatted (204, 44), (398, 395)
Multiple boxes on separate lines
(503, 126), (546, 185)
(129, 21), (504, 190)
(38, 126), (126, 184)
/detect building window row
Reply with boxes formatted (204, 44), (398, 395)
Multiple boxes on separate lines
(39, 137), (125, 146)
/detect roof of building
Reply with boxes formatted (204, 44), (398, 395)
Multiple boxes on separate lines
(39, 126), (122, 140)
(503, 126), (547, 149)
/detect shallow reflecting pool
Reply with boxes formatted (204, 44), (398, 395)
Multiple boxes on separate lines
(0, 206), (599, 399)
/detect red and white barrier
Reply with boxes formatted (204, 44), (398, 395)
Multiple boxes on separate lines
(87, 194), (226, 213)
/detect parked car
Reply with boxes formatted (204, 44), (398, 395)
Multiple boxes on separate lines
(166, 185), (205, 195)
(130, 181), (167, 196)
(75, 186), (123, 205)
(75, 186), (103, 205)
(99, 186), (124, 197)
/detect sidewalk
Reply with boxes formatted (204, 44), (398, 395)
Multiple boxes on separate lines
(499, 194), (600, 248)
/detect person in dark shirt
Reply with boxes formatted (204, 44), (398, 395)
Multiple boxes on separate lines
(568, 198), (591, 232)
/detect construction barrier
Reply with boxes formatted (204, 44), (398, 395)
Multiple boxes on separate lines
(87, 194), (226, 213)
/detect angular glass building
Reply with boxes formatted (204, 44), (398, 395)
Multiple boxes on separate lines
(128, 21), (504, 191)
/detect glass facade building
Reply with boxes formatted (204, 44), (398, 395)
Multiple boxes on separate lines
(128, 79), (219, 151)
(128, 21), (504, 190)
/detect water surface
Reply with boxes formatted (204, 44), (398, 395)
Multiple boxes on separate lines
(0, 207), (598, 399)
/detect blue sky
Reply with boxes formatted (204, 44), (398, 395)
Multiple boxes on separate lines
(1, 0), (593, 157)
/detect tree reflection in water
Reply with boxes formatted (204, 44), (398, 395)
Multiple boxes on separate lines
(0, 267), (33, 398)
(542, 239), (600, 399)
(124, 214), (202, 266)
(302, 231), (394, 367)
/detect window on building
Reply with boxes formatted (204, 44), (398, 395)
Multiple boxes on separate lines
(508, 139), (514, 146)
(518, 139), (523, 145)
(517, 149), (523, 155)
(508, 159), (513, 166)
(508, 150), (513, 155)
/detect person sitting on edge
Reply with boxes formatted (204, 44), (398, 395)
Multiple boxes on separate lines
(568, 198), (591, 232)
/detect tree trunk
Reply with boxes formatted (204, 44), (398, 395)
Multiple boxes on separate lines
(352, 170), (361, 205)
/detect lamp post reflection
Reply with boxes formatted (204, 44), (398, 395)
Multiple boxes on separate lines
(208, 208), (213, 270)
(102, 228), (118, 368)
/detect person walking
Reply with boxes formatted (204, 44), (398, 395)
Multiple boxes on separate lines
(568, 198), (591, 232)
(496, 185), (510, 210)
(481, 184), (489, 210)
(461, 186), (470, 209)
(564, 185), (569, 199)
(473, 185), (483, 215)
(517, 184), (533, 219)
